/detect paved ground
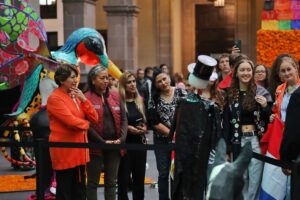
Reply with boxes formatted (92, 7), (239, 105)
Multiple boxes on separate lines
(0, 132), (160, 200)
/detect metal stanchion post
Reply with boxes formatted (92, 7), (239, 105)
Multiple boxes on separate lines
(35, 138), (46, 200)
(291, 155), (300, 200)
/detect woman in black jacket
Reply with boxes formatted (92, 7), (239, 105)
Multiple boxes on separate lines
(223, 57), (272, 200)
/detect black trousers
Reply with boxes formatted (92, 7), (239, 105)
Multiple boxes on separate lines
(118, 150), (147, 200)
(56, 165), (86, 200)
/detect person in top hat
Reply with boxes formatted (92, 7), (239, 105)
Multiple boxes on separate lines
(187, 55), (217, 90)
(170, 55), (222, 200)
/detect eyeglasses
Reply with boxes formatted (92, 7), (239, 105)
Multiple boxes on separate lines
(255, 70), (266, 74)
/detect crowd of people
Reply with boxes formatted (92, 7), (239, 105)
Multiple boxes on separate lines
(44, 50), (300, 200)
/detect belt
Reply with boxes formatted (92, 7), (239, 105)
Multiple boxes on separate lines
(242, 131), (257, 137)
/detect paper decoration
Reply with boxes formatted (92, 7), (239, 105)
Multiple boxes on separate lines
(294, 10), (300, 19)
(277, 9), (294, 20)
(291, 20), (300, 29)
(262, 20), (279, 30)
(262, 10), (278, 20)
(275, 0), (292, 11)
(278, 20), (291, 29)
(291, 0), (300, 10)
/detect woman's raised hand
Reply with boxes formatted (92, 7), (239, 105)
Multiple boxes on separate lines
(70, 87), (87, 102)
(255, 95), (267, 108)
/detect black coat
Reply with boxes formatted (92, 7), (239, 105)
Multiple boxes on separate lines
(280, 86), (300, 200)
(280, 87), (300, 161)
(223, 86), (272, 160)
(170, 94), (222, 200)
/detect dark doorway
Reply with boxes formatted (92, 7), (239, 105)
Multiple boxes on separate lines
(46, 32), (58, 51)
(195, 2), (236, 58)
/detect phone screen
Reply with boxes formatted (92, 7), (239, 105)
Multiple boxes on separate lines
(135, 118), (143, 126)
(234, 39), (241, 52)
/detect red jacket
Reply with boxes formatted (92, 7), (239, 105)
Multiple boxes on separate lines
(218, 73), (232, 89)
(85, 91), (126, 155)
(47, 87), (98, 170)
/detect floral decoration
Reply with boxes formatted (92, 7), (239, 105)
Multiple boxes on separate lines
(256, 29), (300, 67)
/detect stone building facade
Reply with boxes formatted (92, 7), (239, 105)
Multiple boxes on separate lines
(32, 0), (263, 75)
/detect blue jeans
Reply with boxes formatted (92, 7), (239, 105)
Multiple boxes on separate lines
(154, 135), (171, 200)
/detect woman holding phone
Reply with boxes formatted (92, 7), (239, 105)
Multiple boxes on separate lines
(117, 72), (148, 200)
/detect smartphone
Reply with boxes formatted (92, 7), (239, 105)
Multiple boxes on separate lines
(234, 39), (242, 52)
(135, 118), (144, 127)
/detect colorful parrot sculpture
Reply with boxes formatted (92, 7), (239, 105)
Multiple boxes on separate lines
(0, 0), (59, 117)
(0, 0), (122, 168)
(0, 0), (122, 118)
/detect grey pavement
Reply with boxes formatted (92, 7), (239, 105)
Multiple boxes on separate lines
(0, 131), (160, 200)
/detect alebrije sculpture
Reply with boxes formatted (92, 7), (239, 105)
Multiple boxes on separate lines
(0, 0), (122, 170)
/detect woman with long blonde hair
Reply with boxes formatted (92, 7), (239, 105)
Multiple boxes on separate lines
(118, 71), (148, 200)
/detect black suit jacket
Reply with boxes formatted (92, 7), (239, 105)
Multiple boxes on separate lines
(280, 87), (300, 161)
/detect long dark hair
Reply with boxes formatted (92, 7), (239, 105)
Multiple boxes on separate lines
(151, 67), (163, 104)
(228, 58), (257, 111)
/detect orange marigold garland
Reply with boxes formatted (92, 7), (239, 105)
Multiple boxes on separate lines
(257, 30), (300, 67)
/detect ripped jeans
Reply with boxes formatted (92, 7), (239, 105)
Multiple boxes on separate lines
(241, 135), (263, 200)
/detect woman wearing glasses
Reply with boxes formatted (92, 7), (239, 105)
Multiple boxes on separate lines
(254, 64), (269, 89)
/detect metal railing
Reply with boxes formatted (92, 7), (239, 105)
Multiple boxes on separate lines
(0, 126), (299, 200)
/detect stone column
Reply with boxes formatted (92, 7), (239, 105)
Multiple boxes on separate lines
(62, 0), (97, 40)
(103, 0), (139, 72)
(154, 0), (172, 69)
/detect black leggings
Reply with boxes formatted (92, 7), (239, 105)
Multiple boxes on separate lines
(118, 150), (147, 200)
